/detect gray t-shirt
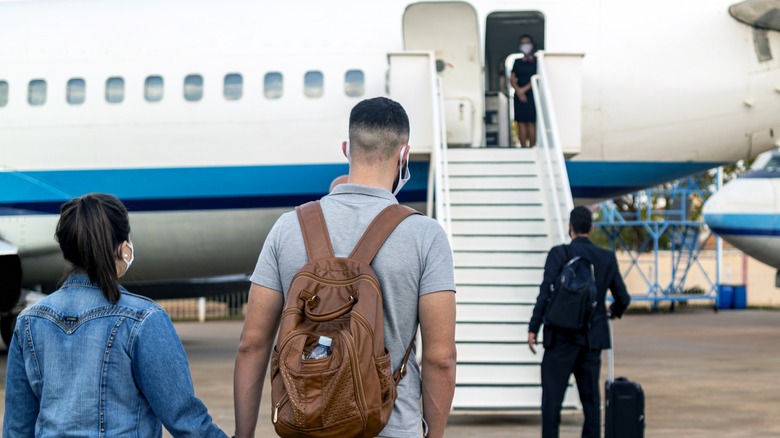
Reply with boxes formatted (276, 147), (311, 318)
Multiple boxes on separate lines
(251, 184), (455, 437)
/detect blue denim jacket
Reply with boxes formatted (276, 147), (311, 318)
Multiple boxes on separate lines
(3, 274), (228, 438)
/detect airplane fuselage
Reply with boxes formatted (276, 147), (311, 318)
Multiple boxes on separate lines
(2, 0), (779, 290)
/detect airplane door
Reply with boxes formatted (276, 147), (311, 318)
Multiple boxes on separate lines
(404, 2), (483, 147)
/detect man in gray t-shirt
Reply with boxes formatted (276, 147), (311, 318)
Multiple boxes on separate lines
(234, 97), (457, 438)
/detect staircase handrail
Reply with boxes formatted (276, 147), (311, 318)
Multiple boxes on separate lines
(430, 76), (452, 240)
(531, 51), (575, 244)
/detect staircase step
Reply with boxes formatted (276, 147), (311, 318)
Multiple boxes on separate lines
(452, 235), (550, 252)
(450, 190), (543, 205)
(454, 250), (547, 268)
(453, 386), (579, 410)
(457, 303), (534, 323)
(451, 220), (548, 236)
(455, 267), (543, 286)
(448, 162), (538, 176)
(449, 205), (546, 220)
(456, 285), (540, 304)
(456, 322), (527, 342)
(448, 175), (541, 190)
(458, 364), (542, 385)
(447, 147), (538, 162)
(458, 342), (542, 363)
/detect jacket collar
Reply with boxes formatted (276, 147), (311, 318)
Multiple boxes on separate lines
(571, 236), (592, 245)
(61, 273), (101, 289)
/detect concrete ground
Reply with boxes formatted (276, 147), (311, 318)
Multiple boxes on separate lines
(1, 309), (779, 437)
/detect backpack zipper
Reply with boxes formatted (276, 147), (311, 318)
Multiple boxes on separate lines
(340, 331), (368, 423)
(291, 273), (381, 292)
(273, 393), (289, 424)
(352, 311), (374, 339)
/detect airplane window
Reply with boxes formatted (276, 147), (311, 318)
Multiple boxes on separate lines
(0, 81), (8, 107)
(105, 77), (125, 103)
(304, 71), (324, 98)
(344, 70), (365, 97)
(184, 74), (203, 101)
(67, 78), (86, 105)
(145, 76), (164, 102)
(224, 73), (243, 100)
(28, 79), (46, 106)
(264, 72), (283, 99)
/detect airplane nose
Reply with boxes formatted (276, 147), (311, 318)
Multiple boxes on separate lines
(704, 178), (775, 234)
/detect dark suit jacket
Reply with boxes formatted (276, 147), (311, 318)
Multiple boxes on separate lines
(529, 237), (631, 350)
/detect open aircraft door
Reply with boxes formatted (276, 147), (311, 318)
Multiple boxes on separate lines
(404, 2), (484, 147)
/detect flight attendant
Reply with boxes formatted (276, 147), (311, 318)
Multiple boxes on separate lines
(510, 34), (537, 147)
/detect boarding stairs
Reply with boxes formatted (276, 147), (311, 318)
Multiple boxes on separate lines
(388, 51), (580, 411)
(445, 53), (580, 411)
(445, 147), (580, 410)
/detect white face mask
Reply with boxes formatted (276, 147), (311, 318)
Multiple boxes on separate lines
(520, 43), (533, 55)
(121, 241), (134, 277)
(392, 146), (411, 196)
(345, 140), (351, 162)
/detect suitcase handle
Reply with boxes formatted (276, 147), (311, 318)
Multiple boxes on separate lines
(608, 319), (615, 382)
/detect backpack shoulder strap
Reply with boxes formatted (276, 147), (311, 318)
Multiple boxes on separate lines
(393, 338), (416, 384)
(296, 201), (335, 261)
(349, 204), (421, 264)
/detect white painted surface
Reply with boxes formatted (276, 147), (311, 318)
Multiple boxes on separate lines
(453, 251), (547, 268)
(456, 285), (540, 304)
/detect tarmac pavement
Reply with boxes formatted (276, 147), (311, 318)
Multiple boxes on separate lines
(1, 308), (779, 437)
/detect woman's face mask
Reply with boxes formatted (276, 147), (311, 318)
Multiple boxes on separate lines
(520, 43), (534, 55)
(120, 241), (134, 277)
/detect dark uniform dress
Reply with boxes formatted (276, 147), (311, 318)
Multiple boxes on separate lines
(512, 57), (537, 123)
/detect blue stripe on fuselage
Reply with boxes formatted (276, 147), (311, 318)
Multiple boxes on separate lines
(0, 160), (723, 215)
(704, 213), (780, 237)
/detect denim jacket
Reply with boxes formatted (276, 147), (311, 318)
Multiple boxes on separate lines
(3, 274), (227, 438)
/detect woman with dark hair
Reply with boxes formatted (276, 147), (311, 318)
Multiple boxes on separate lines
(3, 193), (227, 437)
(510, 34), (538, 147)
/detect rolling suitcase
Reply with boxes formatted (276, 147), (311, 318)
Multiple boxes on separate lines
(605, 320), (645, 438)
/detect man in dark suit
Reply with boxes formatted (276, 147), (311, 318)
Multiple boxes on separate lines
(528, 206), (632, 438)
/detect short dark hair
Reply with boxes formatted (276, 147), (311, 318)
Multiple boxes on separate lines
(56, 193), (130, 303)
(348, 97), (409, 163)
(569, 206), (593, 235)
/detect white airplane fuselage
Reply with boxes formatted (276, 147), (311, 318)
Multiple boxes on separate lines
(1, 0), (779, 292)
(704, 150), (780, 275)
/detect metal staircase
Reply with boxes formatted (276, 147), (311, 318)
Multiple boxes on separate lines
(445, 52), (578, 410)
(389, 50), (580, 411)
(446, 147), (579, 410)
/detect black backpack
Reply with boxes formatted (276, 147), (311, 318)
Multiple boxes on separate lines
(545, 245), (598, 331)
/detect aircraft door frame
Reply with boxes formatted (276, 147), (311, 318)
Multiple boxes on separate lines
(403, 2), (484, 147)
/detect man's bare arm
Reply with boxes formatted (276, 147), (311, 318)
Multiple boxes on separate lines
(234, 283), (284, 438)
(419, 290), (457, 438)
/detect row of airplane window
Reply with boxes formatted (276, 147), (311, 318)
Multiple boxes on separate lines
(0, 70), (366, 107)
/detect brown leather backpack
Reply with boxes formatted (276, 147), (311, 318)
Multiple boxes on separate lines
(270, 201), (420, 438)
